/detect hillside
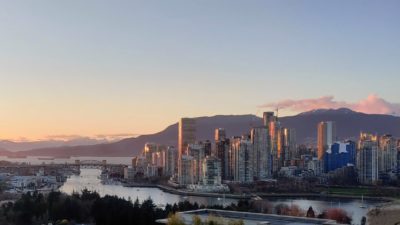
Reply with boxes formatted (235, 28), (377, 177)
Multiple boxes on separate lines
(9, 108), (400, 157)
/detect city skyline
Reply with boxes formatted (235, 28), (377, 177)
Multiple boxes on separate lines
(1, 1), (400, 140)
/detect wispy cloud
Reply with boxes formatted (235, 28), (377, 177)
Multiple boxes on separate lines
(259, 94), (400, 115)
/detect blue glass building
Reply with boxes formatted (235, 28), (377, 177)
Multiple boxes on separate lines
(324, 141), (356, 173)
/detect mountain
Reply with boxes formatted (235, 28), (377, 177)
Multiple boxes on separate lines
(9, 108), (400, 157)
(0, 138), (110, 152)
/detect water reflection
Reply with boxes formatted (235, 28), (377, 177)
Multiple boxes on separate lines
(60, 169), (379, 223)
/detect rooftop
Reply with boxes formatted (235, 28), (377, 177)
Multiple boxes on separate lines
(156, 209), (345, 225)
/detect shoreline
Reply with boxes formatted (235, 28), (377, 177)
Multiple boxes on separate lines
(123, 183), (393, 202)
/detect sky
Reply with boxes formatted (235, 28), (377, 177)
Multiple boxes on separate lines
(0, 0), (399, 141)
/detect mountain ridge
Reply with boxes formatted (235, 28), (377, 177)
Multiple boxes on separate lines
(2, 108), (399, 157)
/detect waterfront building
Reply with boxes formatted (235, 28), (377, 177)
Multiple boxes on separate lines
(378, 134), (398, 173)
(357, 132), (379, 184)
(324, 141), (356, 173)
(317, 121), (337, 160)
(178, 155), (195, 185)
(123, 167), (136, 182)
(230, 135), (253, 183)
(165, 146), (177, 176)
(251, 126), (271, 179)
(201, 156), (222, 185)
(187, 143), (205, 184)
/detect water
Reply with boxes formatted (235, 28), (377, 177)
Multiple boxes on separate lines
(0, 156), (132, 165)
(60, 169), (382, 224)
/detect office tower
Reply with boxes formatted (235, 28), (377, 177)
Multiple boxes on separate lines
(202, 140), (212, 157)
(178, 118), (196, 158)
(317, 121), (337, 160)
(202, 156), (222, 185)
(269, 117), (280, 173)
(178, 118), (196, 184)
(151, 151), (165, 168)
(178, 155), (195, 185)
(215, 128), (226, 142)
(357, 133), (379, 185)
(378, 134), (398, 173)
(215, 136), (231, 180)
(165, 146), (177, 176)
(282, 128), (297, 163)
(231, 136), (253, 183)
(144, 142), (158, 163)
(187, 143), (205, 184)
(251, 127), (271, 179)
(324, 141), (356, 173)
(263, 111), (275, 127)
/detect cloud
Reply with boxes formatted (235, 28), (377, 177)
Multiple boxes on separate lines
(259, 94), (400, 115)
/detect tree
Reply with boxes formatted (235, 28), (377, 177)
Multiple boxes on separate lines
(167, 213), (185, 225)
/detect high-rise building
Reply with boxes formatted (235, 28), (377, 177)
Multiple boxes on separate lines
(281, 128), (297, 163)
(324, 141), (356, 173)
(357, 133), (379, 185)
(165, 146), (177, 176)
(263, 111), (275, 127)
(378, 134), (398, 173)
(178, 118), (196, 184)
(231, 136), (253, 183)
(178, 118), (196, 158)
(201, 140), (212, 157)
(269, 117), (280, 173)
(178, 155), (195, 185)
(202, 156), (222, 185)
(317, 121), (337, 160)
(215, 128), (226, 142)
(215, 137), (231, 180)
(144, 142), (158, 163)
(187, 143), (205, 184)
(251, 127), (271, 179)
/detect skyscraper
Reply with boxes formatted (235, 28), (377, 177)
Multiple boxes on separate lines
(202, 156), (222, 185)
(165, 146), (177, 176)
(324, 141), (356, 173)
(215, 135), (231, 180)
(251, 127), (271, 179)
(187, 143), (205, 184)
(378, 134), (398, 173)
(263, 111), (275, 127)
(317, 121), (337, 160)
(178, 118), (196, 185)
(280, 128), (297, 166)
(231, 135), (253, 183)
(357, 133), (379, 185)
(215, 128), (226, 142)
(178, 118), (196, 158)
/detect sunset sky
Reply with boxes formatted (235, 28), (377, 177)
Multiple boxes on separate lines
(0, 1), (399, 141)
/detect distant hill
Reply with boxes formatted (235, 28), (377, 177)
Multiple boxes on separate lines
(8, 108), (400, 157)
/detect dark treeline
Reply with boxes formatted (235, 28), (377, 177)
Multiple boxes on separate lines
(0, 190), (352, 225)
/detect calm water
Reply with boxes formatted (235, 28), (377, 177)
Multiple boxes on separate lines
(0, 156), (132, 165)
(60, 169), (382, 224)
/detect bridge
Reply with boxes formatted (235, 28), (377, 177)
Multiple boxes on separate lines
(74, 159), (107, 169)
